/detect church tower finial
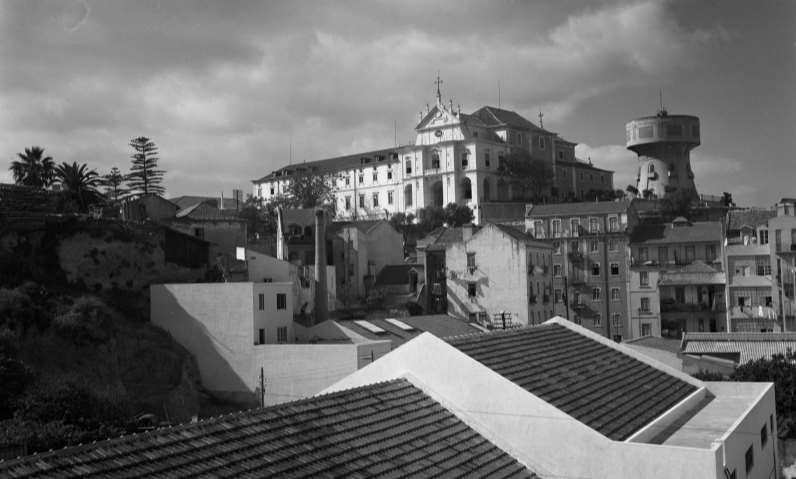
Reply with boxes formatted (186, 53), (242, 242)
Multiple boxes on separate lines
(434, 72), (443, 104)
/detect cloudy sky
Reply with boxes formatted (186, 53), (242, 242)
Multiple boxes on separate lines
(1, 0), (794, 206)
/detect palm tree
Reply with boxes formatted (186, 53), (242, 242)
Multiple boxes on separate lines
(10, 146), (55, 189)
(54, 162), (103, 212)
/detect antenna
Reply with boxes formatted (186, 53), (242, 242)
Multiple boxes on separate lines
(538, 110), (544, 129)
(394, 120), (397, 147)
(657, 89), (667, 116)
(497, 80), (501, 108)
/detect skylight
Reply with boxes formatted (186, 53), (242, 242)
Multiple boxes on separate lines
(385, 318), (415, 331)
(354, 320), (387, 334)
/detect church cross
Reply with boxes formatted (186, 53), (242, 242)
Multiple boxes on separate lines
(434, 73), (443, 102)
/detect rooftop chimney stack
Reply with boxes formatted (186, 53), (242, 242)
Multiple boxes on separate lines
(219, 192), (224, 211)
(314, 208), (328, 325)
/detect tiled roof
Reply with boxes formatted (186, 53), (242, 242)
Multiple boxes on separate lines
(471, 106), (549, 133)
(658, 261), (726, 286)
(445, 323), (698, 440)
(630, 221), (722, 245)
(490, 223), (550, 248)
(337, 315), (483, 348)
(727, 208), (776, 232)
(623, 336), (683, 354)
(525, 200), (631, 218)
(170, 195), (241, 211)
(556, 159), (613, 173)
(682, 332), (796, 364)
(0, 379), (535, 479)
(253, 147), (405, 183)
(375, 264), (423, 286)
(416, 226), (481, 251)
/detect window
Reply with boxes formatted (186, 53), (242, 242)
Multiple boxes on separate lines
(269, 187), (274, 195)
(640, 297), (650, 312)
(461, 152), (469, 169)
(591, 262), (600, 276)
(257, 328), (265, 345)
(608, 216), (618, 231)
(553, 241), (562, 255)
(406, 159), (412, 175)
(277, 326), (287, 343)
(372, 192), (379, 208)
(538, 136), (545, 149)
(405, 184), (413, 207)
(761, 423), (768, 448)
(345, 196), (351, 211)
(610, 263), (619, 275)
(641, 323), (651, 336)
(592, 287), (601, 301)
(387, 191), (394, 205)
(776, 229), (782, 250)
(611, 287), (620, 301)
(558, 151), (564, 160)
(534, 220), (544, 238)
(258, 293), (265, 310)
(760, 229), (769, 245)
(466, 253), (476, 272)
(612, 313), (622, 330)
(648, 163), (655, 174)
(344, 176), (350, 186)
(639, 247), (649, 262)
(640, 271), (649, 287)
(573, 292), (580, 305)
(589, 217), (599, 233)
(658, 247), (668, 264)
(387, 169), (392, 180)
(276, 293), (287, 310)
(358, 174), (363, 184)
(608, 238), (618, 251)
(498, 152), (505, 169)
(431, 151), (441, 169)
(359, 194), (365, 208)
(485, 151), (490, 167)
(193, 227), (205, 239)
(570, 240), (579, 253)
(555, 289), (563, 303)
(706, 245), (717, 262)
(552, 219), (562, 237)
(571, 218), (580, 235)
(745, 445), (754, 475)
(467, 282), (477, 297)
(593, 314), (601, 327)
(589, 240), (599, 253)
(553, 264), (562, 277)
(685, 245), (695, 263)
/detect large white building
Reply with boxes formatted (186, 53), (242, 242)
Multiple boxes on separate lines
(252, 85), (614, 224)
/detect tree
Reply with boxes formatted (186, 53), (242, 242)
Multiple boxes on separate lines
(416, 205), (447, 234)
(238, 196), (280, 239)
(661, 188), (694, 218)
(126, 137), (165, 197)
(497, 151), (554, 201)
(389, 212), (415, 235)
(101, 167), (128, 203)
(444, 203), (474, 226)
(54, 162), (104, 213)
(626, 185), (639, 197)
(722, 192), (735, 208)
(284, 169), (336, 209)
(10, 147), (55, 189)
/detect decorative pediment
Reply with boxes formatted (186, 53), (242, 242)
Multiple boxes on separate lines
(415, 102), (460, 131)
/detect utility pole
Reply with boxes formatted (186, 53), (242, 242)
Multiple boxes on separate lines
(260, 367), (265, 408)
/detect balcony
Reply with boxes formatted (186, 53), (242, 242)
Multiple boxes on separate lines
(660, 300), (725, 313)
(638, 308), (654, 316)
(529, 295), (537, 304)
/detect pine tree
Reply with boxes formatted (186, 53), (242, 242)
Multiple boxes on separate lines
(102, 167), (128, 202)
(126, 137), (165, 197)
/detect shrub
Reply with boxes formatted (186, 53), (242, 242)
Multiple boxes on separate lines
(53, 296), (115, 344)
(0, 288), (48, 333)
(0, 355), (33, 419)
(405, 302), (424, 316)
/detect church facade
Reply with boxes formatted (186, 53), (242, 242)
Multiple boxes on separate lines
(252, 88), (614, 224)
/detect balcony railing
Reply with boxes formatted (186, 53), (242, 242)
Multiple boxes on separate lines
(638, 308), (654, 315)
(660, 301), (726, 313)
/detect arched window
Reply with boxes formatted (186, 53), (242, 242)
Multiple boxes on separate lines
(461, 177), (472, 201)
(482, 178), (491, 201)
(404, 184), (413, 207)
(648, 163), (655, 174)
(431, 150), (441, 169)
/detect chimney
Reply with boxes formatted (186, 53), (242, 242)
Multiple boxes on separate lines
(314, 208), (328, 325)
(219, 191), (224, 211)
(462, 223), (473, 242)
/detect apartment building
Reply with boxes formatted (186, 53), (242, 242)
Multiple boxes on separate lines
(770, 198), (796, 330)
(525, 200), (634, 340)
(629, 218), (726, 339)
(444, 222), (553, 327)
(725, 208), (778, 331)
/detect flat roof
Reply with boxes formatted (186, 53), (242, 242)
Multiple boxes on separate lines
(657, 382), (770, 448)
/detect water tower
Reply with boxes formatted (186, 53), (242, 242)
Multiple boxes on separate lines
(626, 105), (700, 199)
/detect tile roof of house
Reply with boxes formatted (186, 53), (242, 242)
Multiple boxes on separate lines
(337, 315), (483, 348)
(658, 260), (726, 286)
(682, 332), (796, 364)
(487, 223), (551, 248)
(416, 226), (481, 251)
(375, 264), (424, 286)
(630, 221), (722, 245)
(525, 200), (631, 218)
(556, 159), (613, 173)
(173, 201), (244, 221)
(445, 323), (698, 440)
(0, 379), (535, 479)
(727, 208), (776, 231)
(623, 336), (684, 354)
(470, 106), (548, 132)
(253, 147), (405, 183)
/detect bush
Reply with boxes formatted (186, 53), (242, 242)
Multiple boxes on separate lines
(0, 355), (33, 419)
(405, 302), (424, 316)
(0, 288), (48, 333)
(53, 296), (115, 344)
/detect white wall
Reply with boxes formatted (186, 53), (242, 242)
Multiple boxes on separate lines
(717, 383), (777, 479)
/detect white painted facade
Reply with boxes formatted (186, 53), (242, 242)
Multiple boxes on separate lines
(327, 317), (776, 479)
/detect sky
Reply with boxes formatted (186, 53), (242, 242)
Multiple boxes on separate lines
(1, 0), (794, 206)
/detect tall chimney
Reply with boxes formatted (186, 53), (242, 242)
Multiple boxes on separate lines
(314, 208), (328, 324)
(219, 191), (224, 211)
